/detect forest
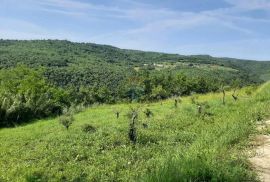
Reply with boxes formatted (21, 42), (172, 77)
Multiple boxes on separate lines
(0, 39), (270, 126)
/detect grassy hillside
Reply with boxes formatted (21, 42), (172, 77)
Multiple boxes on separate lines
(0, 82), (269, 181)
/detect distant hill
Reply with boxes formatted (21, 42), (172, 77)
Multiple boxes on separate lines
(0, 40), (270, 80)
(1, 39), (270, 125)
(0, 39), (269, 88)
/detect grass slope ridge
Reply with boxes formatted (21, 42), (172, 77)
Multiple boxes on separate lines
(0, 83), (269, 181)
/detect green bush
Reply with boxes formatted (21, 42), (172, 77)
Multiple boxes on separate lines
(81, 124), (96, 133)
(0, 66), (69, 127)
(25, 171), (48, 182)
(59, 113), (74, 130)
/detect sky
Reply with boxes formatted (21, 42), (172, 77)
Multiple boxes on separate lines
(1, 0), (270, 60)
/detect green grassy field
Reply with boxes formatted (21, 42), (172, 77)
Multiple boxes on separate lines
(0, 83), (270, 182)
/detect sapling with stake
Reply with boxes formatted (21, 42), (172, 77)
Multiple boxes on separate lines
(129, 111), (138, 144)
(127, 107), (140, 144)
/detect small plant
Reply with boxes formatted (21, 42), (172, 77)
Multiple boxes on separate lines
(59, 113), (74, 130)
(68, 104), (85, 114)
(126, 106), (140, 119)
(25, 171), (48, 182)
(220, 85), (230, 105)
(81, 124), (96, 133)
(221, 86), (226, 105)
(245, 90), (252, 96)
(116, 111), (120, 119)
(142, 123), (148, 128)
(174, 97), (182, 108)
(231, 79), (240, 101)
(113, 108), (120, 119)
(174, 99), (178, 108)
(252, 110), (265, 122)
(232, 93), (238, 101)
(197, 105), (202, 114)
(196, 102), (212, 118)
(190, 95), (198, 104)
(129, 114), (137, 144)
(144, 108), (153, 118)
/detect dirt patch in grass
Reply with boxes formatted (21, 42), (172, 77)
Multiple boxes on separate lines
(250, 121), (270, 182)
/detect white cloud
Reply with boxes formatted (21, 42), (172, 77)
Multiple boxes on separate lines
(224, 0), (270, 10)
(1, 0), (269, 59)
(125, 13), (213, 34)
(37, 0), (125, 14)
(30, 0), (268, 36)
(38, 0), (94, 10)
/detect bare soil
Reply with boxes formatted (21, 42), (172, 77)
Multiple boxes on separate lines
(250, 120), (270, 182)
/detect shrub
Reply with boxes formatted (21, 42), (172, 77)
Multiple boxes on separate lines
(25, 171), (48, 182)
(144, 108), (153, 118)
(142, 123), (148, 128)
(0, 66), (69, 127)
(81, 124), (96, 133)
(59, 113), (74, 130)
(251, 110), (265, 122)
(190, 95), (198, 104)
(196, 102), (213, 118)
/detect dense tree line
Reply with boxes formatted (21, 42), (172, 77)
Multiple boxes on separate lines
(0, 39), (268, 126)
(0, 66), (220, 126)
(0, 66), (68, 127)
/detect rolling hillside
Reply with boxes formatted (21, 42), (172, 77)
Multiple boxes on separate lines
(0, 40), (270, 181)
(0, 40), (270, 84)
(1, 39), (270, 127)
(0, 82), (269, 181)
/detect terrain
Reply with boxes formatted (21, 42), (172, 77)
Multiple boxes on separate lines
(1, 40), (270, 87)
(1, 39), (270, 181)
(0, 82), (269, 181)
(2, 39), (270, 127)
(250, 120), (270, 182)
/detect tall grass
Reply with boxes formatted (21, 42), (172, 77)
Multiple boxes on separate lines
(145, 82), (270, 182)
(0, 83), (269, 181)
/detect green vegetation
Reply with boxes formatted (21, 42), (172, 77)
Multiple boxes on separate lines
(0, 66), (68, 127)
(1, 39), (270, 126)
(0, 82), (269, 181)
(0, 39), (270, 181)
(59, 113), (74, 130)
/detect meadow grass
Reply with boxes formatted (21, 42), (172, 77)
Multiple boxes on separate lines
(0, 83), (270, 181)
